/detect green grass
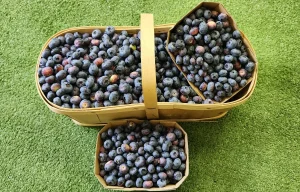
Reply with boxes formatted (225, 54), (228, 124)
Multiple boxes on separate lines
(0, 0), (299, 191)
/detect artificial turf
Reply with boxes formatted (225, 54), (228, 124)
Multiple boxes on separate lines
(0, 0), (299, 191)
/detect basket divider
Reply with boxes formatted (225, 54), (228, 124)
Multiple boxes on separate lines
(140, 14), (159, 119)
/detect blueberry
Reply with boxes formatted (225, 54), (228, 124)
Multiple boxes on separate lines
(45, 75), (55, 84)
(114, 155), (125, 165)
(143, 173), (152, 181)
(204, 34), (211, 44)
(97, 76), (109, 87)
(218, 13), (227, 21)
(167, 42), (177, 53)
(108, 91), (118, 103)
(90, 29), (101, 39)
(104, 160), (115, 172)
(228, 78), (237, 87)
(173, 171), (183, 181)
(157, 179), (167, 188)
(164, 158), (173, 170)
(203, 91), (214, 99)
(161, 152), (170, 158)
(169, 96), (180, 102)
(178, 86), (190, 96)
(177, 150), (186, 161)
(79, 86), (91, 95)
(117, 177), (125, 187)
(226, 38), (237, 49)
(174, 40), (184, 50)
(141, 136), (149, 143)
(231, 49), (242, 57)
(118, 45), (130, 58)
(238, 55), (248, 65)
(122, 173), (130, 181)
(134, 178), (143, 188)
(146, 156), (154, 164)
(46, 91), (55, 101)
(212, 82), (222, 91)
(239, 69), (247, 78)
(204, 52), (213, 63)
(172, 158), (182, 170)
(104, 26), (115, 37)
(245, 62), (255, 72)
(143, 181), (153, 188)
(190, 18), (200, 27)
(223, 83), (232, 93)
(203, 9), (212, 19)
(181, 55), (191, 66)
(218, 69), (227, 77)
(175, 25), (184, 36)
(121, 143), (130, 153)
(45, 60), (55, 68)
(183, 18), (192, 26)
(170, 150), (179, 159)
(232, 30), (241, 39)
(117, 163), (129, 175)
(108, 150), (117, 160)
(152, 150), (160, 158)
(76, 71), (88, 79)
(182, 25), (190, 34)
(60, 95), (70, 103)
(48, 38), (60, 49)
(129, 142), (138, 152)
(41, 49), (51, 59)
(144, 144), (154, 154)
(138, 166), (148, 176)
(199, 82), (208, 91)
(228, 70), (238, 79)
(208, 72), (218, 81)
(104, 175), (117, 186)
(187, 74), (195, 83)
(124, 180), (134, 188)
(210, 30), (220, 40)
(54, 70), (66, 82)
(239, 79), (247, 87)
(176, 48), (186, 58)
(183, 35), (194, 45)
(191, 96), (201, 104)
(224, 63), (233, 71)
(149, 140), (158, 147)
(162, 77), (173, 87)
(217, 77), (228, 84)
(135, 156), (145, 168)
(199, 22), (208, 35)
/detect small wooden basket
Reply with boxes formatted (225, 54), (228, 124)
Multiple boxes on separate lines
(166, 2), (258, 103)
(94, 120), (189, 191)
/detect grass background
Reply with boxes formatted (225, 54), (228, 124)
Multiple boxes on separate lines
(0, 0), (299, 191)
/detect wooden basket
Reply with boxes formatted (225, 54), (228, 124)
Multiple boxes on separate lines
(35, 14), (258, 126)
(94, 120), (189, 191)
(166, 2), (258, 103)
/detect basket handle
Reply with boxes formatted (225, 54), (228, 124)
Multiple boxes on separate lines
(140, 14), (159, 119)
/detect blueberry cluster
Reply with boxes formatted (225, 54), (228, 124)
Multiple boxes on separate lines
(99, 121), (186, 188)
(38, 27), (143, 108)
(167, 8), (256, 102)
(155, 34), (211, 104)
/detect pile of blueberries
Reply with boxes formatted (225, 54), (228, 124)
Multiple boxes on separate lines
(38, 27), (143, 108)
(155, 34), (210, 104)
(99, 121), (186, 188)
(167, 7), (256, 102)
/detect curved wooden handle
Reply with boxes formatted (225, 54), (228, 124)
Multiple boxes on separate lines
(140, 14), (159, 119)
